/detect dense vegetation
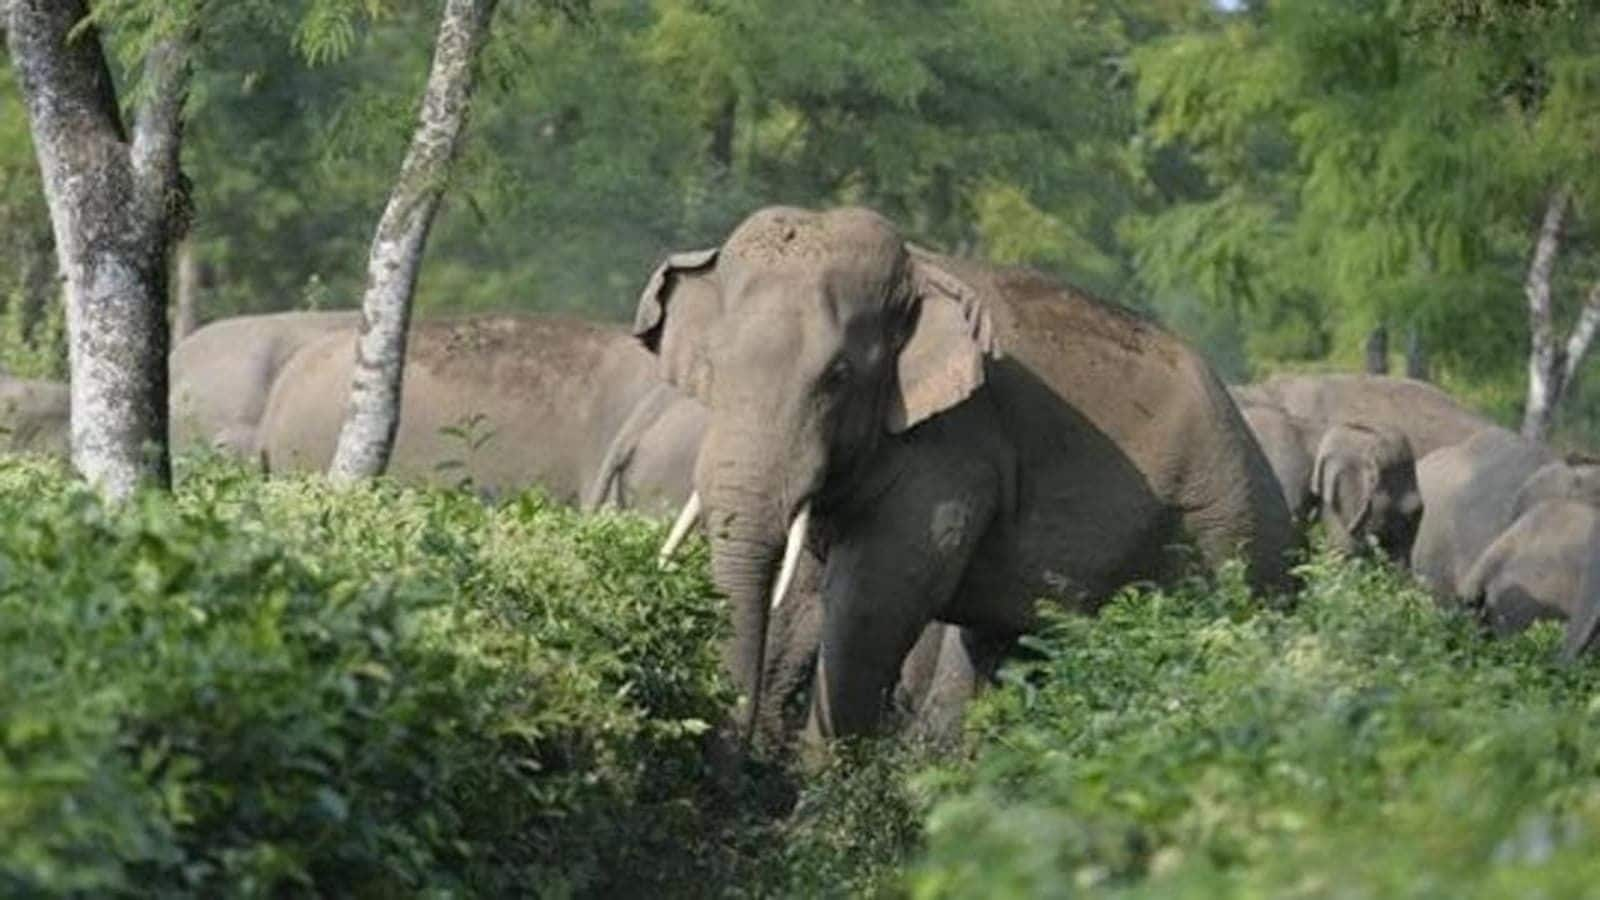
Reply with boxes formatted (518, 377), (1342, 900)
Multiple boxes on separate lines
(5, 456), (1600, 897)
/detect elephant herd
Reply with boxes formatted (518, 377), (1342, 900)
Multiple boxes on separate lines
(8, 204), (1600, 755)
(1233, 374), (1600, 662)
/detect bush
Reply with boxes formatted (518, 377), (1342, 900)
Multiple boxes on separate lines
(0, 457), (729, 897)
(906, 556), (1600, 898)
(14, 456), (1600, 898)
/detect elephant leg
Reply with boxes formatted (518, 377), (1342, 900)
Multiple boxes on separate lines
(891, 622), (947, 729)
(805, 457), (1000, 742)
(907, 625), (998, 747)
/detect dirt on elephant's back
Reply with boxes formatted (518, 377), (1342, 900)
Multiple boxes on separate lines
(987, 266), (1183, 371)
(407, 314), (637, 391)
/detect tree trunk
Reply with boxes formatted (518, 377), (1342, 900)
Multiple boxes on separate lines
(6, 1), (192, 498)
(1558, 281), (1600, 414)
(172, 238), (200, 341)
(709, 93), (736, 177)
(1364, 324), (1389, 374)
(328, 0), (499, 484)
(1405, 325), (1428, 381)
(1523, 187), (1572, 440)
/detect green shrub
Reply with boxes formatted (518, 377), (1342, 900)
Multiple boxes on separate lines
(907, 556), (1600, 898)
(0, 457), (729, 897)
(15, 455), (1600, 898)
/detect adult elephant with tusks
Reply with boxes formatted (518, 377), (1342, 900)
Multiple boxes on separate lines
(642, 205), (1297, 744)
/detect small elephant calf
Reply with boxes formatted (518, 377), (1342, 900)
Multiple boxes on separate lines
(1310, 422), (1423, 563)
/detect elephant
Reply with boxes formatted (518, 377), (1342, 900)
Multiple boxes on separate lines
(1460, 497), (1600, 662)
(258, 314), (700, 506)
(1232, 373), (1493, 459)
(169, 310), (359, 458)
(582, 380), (708, 519)
(1310, 422), (1422, 562)
(1511, 457), (1600, 514)
(638, 205), (1297, 742)
(1236, 401), (1317, 518)
(1409, 427), (1558, 601)
(587, 390), (964, 748)
(0, 375), (69, 456)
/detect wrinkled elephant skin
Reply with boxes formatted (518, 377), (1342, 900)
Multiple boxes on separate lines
(633, 205), (1297, 743)
(169, 310), (360, 458)
(1232, 373), (1492, 459)
(259, 314), (698, 509)
(1411, 428), (1558, 601)
(1462, 498), (1600, 663)
(1236, 401), (1317, 519)
(1311, 422), (1422, 562)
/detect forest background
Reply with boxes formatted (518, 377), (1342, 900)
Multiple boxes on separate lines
(3, 0), (1599, 445)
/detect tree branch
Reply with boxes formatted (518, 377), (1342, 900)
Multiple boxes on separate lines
(1561, 279), (1600, 393)
(1525, 185), (1569, 350)
(1521, 185), (1570, 438)
(130, 27), (195, 239)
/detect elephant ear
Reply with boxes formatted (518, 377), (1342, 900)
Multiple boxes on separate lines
(632, 248), (721, 403)
(888, 254), (998, 434)
(1314, 448), (1374, 538)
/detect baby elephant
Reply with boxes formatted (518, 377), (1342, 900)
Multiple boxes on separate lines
(1461, 461), (1600, 662)
(1311, 422), (1423, 562)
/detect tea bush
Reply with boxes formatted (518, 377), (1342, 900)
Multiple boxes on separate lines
(10, 454), (1600, 899)
(907, 557), (1600, 899)
(0, 456), (730, 897)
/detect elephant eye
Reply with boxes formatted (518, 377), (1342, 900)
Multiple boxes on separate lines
(822, 358), (853, 390)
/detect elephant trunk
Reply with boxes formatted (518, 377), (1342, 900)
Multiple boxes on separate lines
(697, 428), (821, 744)
(706, 493), (785, 743)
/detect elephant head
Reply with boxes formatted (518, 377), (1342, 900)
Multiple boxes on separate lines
(1311, 422), (1422, 561)
(633, 206), (995, 740)
(1511, 460), (1600, 520)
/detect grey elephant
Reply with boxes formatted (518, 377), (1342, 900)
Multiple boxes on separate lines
(583, 381), (708, 518)
(0, 375), (69, 456)
(1410, 427), (1558, 600)
(640, 205), (1297, 743)
(169, 310), (359, 458)
(1460, 476), (1600, 661)
(1236, 401), (1317, 518)
(1310, 422), (1422, 562)
(1234, 373), (1492, 458)
(259, 314), (698, 506)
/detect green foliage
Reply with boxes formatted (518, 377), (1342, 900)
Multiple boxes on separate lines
(907, 554), (1600, 897)
(9, 457), (1600, 895)
(0, 455), (732, 897)
(1130, 0), (1600, 437)
(0, 288), (66, 380)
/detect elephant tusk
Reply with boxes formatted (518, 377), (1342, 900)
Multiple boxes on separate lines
(657, 491), (702, 569)
(770, 504), (811, 612)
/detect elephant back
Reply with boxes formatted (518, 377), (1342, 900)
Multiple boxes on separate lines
(921, 254), (1297, 593)
(1240, 373), (1492, 458)
(260, 314), (659, 501)
(1412, 427), (1558, 598)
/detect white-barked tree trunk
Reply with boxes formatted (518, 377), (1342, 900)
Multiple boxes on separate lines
(1520, 186), (1600, 441)
(6, 0), (192, 499)
(327, 0), (499, 483)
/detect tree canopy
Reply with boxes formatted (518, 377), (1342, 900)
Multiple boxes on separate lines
(4, 0), (1600, 442)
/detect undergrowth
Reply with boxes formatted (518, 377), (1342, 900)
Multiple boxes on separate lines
(3, 455), (1598, 898)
